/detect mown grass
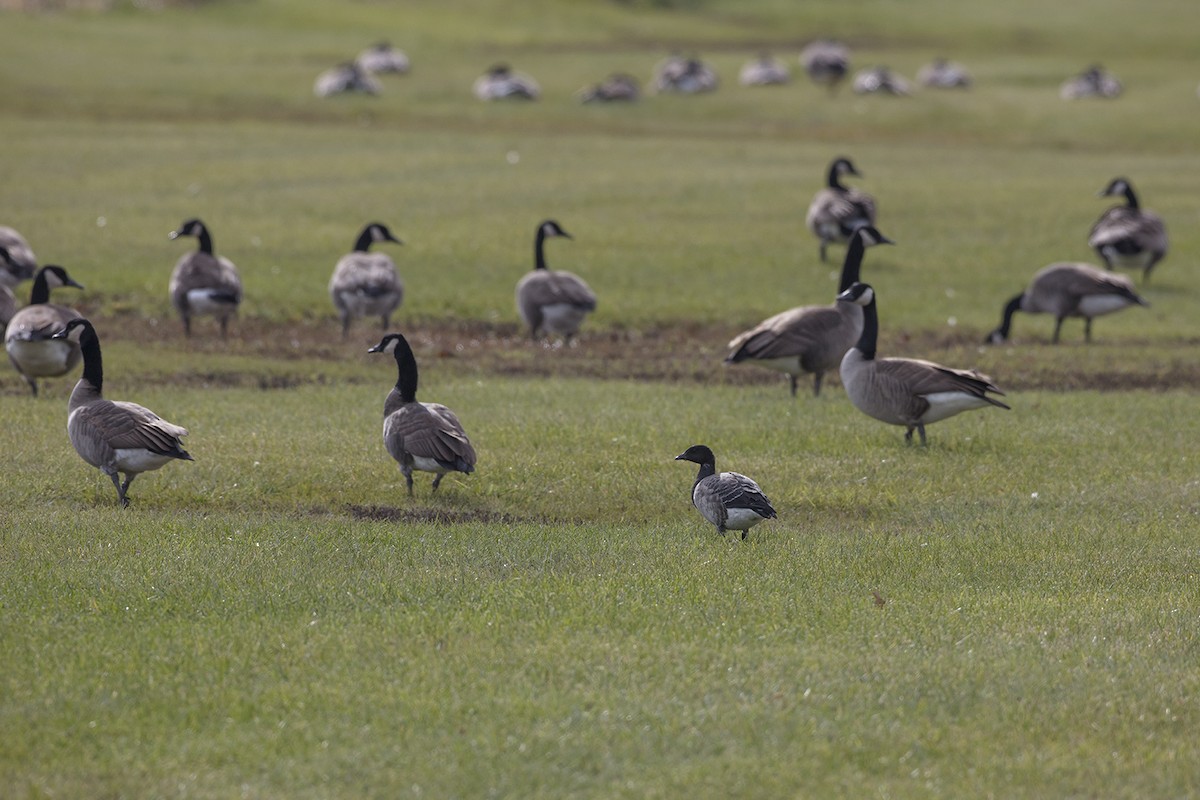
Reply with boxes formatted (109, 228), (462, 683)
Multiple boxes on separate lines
(2, 0), (1199, 797)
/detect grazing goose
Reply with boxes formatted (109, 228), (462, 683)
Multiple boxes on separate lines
(675, 444), (777, 540)
(4, 265), (85, 396)
(852, 66), (913, 96)
(799, 39), (850, 93)
(917, 57), (972, 89)
(329, 222), (405, 338)
(355, 41), (410, 75)
(168, 218), (243, 339)
(739, 53), (791, 86)
(806, 157), (878, 263)
(578, 73), (640, 103)
(515, 220), (597, 342)
(839, 283), (1009, 445)
(368, 332), (476, 495)
(725, 225), (893, 397)
(473, 64), (540, 100)
(51, 318), (193, 507)
(652, 54), (718, 94)
(1088, 178), (1168, 283)
(1060, 65), (1121, 99)
(985, 262), (1147, 345)
(314, 61), (383, 97)
(0, 228), (37, 288)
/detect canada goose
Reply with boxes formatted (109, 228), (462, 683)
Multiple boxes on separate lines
(984, 262), (1147, 345)
(739, 53), (791, 86)
(806, 157), (878, 263)
(515, 220), (597, 342)
(578, 73), (640, 103)
(852, 66), (913, 96)
(473, 64), (540, 100)
(4, 265), (85, 396)
(0, 285), (15, 336)
(1060, 65), (1121, 99)
(368, 332), (476, 495)
(0, 228), (37, 288)
(725, 225), (894, 397)
(314, 61), (383, 97)
(51, 318), (193, 507)
(839, 283), (1009, 445)
(1088, 178), (1168, 283)
(674, 444), (777, 540)
(799, 39), (850, 92)
(329, 222), (405, 338)
(917, 57), (972, 89)
(652, 54), (718, 94)
(355, 41), (410, 75)
(168, 218), (243, 339)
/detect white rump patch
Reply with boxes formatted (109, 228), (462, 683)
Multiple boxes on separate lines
(1078, 294), (1137, 317)
(113, 448), (177, 474)
(920, 392), (994, 423)
(725, 507), (768, 531)
(187, 289), (238, 315)
(540, 303), (590, 335)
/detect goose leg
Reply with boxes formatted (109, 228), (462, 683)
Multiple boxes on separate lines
(789, 375), (798, 397)
(219, 315), (229, 340)
(20, 374), (38, 397)
(340, 311), (351, 340)
(811, 372), (823, 398)
(819, 240), (829, 263)
(916, 424), (927, 446)
(905, 426), (915, 444)
(432, 473), (445, 492)
(401, 465), (414, 496)
(121, 474), (137, 507)
(381, 313), (390, 331)
(1084, 317), (1094, 343)
(182, 314), (192, 338)
(1052, 317), (1064, 344)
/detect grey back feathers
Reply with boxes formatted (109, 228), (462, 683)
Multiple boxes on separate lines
(515, 220), (597, 342)
(355, 42), (410, 75)
(838, 283), (1009, 445)
(652, 54), (718, 94)
(806, 157), (878, 263)
(329, 222), (405, 338)
(1061, 65), (1121, 100)
(368, 332), (476, 495)
(314, 62), (382, 97)
(739, 53), (791, 86)
(168, 218), (243, 339)
(799, 40), (850, 92)
(917, 58), (972, 89)
(853, 66), (913, 96)
(579, 73), (640, 103)
(474, 64), (540, 100)
(0, 229), (38, 288)
(985, 262), (1147, 345)
(1088, 178), (1168, 283)
(675, 444), (776, 539)
(52, 318), (192, 507)
(4, 265), (85, 396)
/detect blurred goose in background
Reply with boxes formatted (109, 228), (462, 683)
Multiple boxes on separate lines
(917, 57), (972, 88)
(169, 218), (243, 339)
(355, 41), (410, 74)
(473, 64), (540, 100)
(675, 444), (777, 540)
(578, 73), (640, 103)
(985, 262), (1147, 345)
(652, 54), (718, 94)
(839, 283), (1009, 445)
(1088, 177), (1168, 283)
(799, 39), (850, 92)
(806, 156), (878, 263)
(853, 66), (913, 95)
(368, 332), (476, 495)
(0, 228), (37, 288)
(739, 53), (791, 86)
(52, 318), (193, 507)
(4, 264), (84, 396)
(725, 226), (893, 397)
(329, 222), (404, 338)
(515, 219), (597, 343)
(1060, 65), (1121, 99)
(0, 285), (15, 336)
(314, 61), (383, 97)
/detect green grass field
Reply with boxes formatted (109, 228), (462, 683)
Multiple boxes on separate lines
(2, 1), (1199, 797)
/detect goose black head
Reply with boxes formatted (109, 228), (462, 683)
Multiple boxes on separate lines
(538, 219), (572, 240)
(51, 316), (95, 344)
(168, 218), (207, 241)
(366, 222), (402, 245)
(830, 156), (861, 178)
(40, 265), (85, 291)
(675, 444), (716, 466)
(837, 282), (875, 307)
(1098, 177), (1132, 198)
(367, 332), (408, 356)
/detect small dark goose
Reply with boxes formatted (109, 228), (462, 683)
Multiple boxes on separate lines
(725, 225), (893, 397)
(1088, 178), (1168, 283)
(515, 220), (597, 342)
(806, 157), (878, 263)
(4, 265), (85, 396)
(168, 218), (243, 338)
(578, 73), (640, 103)
(1060, 65), (1121, 99)
(473, 64), (540, 100)
(0, 227), (37, 288)
(675, 444), (776, 539)
(799, 40), (850, 92)
(839, 283), (1009, 445)
(368, 332), (476, 495)
(985, 262), (1147, 345)
(52, 318), (193, 506)
(329, 222), (405, 338)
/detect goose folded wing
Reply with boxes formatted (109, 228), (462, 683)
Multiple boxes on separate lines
(394, 406), (476, 469)
(715, 472), (776, 518)
(542, 273), (597, 310)
(1088, 209), (1143, 247)
(82, 400), (190, 456)
(727, 306), (833, 359)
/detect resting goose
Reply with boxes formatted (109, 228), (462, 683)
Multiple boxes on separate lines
(725, 225), (893, 397)
(314, 62), (383, 97)
(329, 222), (405, 338)
(51, 318), (193, 507)
(799, 40), (850, 93)
(806, 157), (878, 263)
(739, 53), (791, 86)
(168, 218), (243, 338)
(515, 219), (597, 342)
(578, 73), (640, 103)
(917, 57), (972, 89)
(4, 265), (85, 396)
(1060, 65), (1121, 100)
(368, 332), (476, 495)
(0, 228), (37, 288)
(985, 262), (1147, 344)
(473, 64), (540, 100)
(852, 66), (913, 96)
(355, 42), (410, 75)
(1088, 178), (1168, 283)
(652, 54), (718, 94)
(675, 444), (777, 540)
(839, 283), (1009, 445)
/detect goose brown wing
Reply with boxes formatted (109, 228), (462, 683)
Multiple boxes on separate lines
(388, 403), (476, 469)
(171, 253), (243, 304)
(540, 271), (597, 310)
(880, 357), (1009, 407)
(1088, 207), (1164, 251)
(330, 254), (400, 296)
(79, 399), (191, 456)
(726, 305), (834, 360)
